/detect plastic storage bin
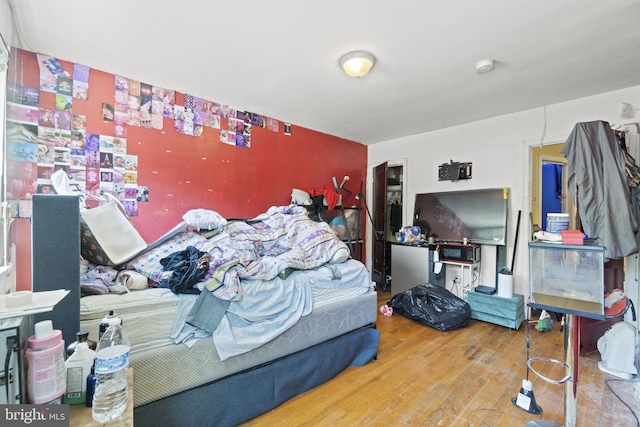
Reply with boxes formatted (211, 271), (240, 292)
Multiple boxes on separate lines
(546, 213), (569, 233)
(529, 242), (605, 320)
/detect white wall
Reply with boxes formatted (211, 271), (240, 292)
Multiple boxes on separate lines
(368, 85), (640, 299)
(0, 0), (15, 47)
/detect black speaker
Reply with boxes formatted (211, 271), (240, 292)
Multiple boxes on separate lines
(31, 195), (80, 347)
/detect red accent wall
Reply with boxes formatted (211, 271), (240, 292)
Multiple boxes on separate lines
(8, 48), (367, 291)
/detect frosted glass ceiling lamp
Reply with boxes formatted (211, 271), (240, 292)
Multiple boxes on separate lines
(340, 51), (375, 78)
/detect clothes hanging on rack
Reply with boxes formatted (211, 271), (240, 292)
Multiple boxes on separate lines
(561, 120), (640, 260)
(390, 201), (402, 233)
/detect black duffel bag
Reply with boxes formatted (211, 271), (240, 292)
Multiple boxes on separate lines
(387, 283), (471, 331)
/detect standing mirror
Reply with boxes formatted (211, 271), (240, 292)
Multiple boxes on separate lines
(0, 33), (10, 281)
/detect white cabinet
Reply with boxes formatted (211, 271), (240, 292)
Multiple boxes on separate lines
(390, 244), (445, 295)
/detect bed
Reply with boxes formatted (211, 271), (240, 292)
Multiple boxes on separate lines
(78, 205), (379, 427)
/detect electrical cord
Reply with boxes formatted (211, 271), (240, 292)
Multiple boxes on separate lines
(604, 377), (640, 427)
(4, 335), (17, 404)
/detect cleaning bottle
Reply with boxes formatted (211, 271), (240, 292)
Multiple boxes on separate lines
(63, 341), (96, 404)
(66, 331), (97, 357)
(85, 364), (97, 407)
(26, 320), (66, 404)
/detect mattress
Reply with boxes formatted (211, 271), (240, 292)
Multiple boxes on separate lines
(79, 270), (371, 354)
(132, 289), (377, 407)
(80, 288), (178, 353)
(79, 260), (377, 407)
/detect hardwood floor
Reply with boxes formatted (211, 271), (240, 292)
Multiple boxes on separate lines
(242, 291), (637, 427)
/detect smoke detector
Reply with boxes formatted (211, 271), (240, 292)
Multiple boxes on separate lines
(475, 59), (495, 74)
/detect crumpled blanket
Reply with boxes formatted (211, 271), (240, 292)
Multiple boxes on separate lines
(80, 265), (117, 296)
(197, 205), (350, 300)
(171, 258), (372, 360)
(172, 268), (313, 359)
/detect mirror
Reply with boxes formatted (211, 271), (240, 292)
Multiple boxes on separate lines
(0, 33), (9, 272)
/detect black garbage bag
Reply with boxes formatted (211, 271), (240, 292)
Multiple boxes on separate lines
(387, 283), (471, 331)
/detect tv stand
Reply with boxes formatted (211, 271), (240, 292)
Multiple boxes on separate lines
(440, 260), (480, 300)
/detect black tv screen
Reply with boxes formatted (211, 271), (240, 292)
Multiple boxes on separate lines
(413, 188), (508, 245)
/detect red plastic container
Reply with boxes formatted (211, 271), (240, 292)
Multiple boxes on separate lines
(560, 230), (584, 245)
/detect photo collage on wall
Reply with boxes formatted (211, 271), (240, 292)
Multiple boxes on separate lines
(112, 74), (285, 149)
(5, 54), (146, 217)
(6, 51), (293, 217)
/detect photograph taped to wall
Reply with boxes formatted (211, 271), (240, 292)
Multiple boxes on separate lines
(54, 130), (70, 147)
(38, 165), (54, 180)
(114, 123), (126, 137)
(101, 103), (114, 121)
(38, 108), (54, 128)
(54, 111), (70, 130)
(7, 104), (39, 124)
(151, 113), (163, 130)
(137, 186), (149, 202)
(123, 200), (138, 217)
(37, 144), (54, 164)
(7, 122), (39, 143)
(73, 80), (89, 100)
(128, 79), (140, 96)
(36, 54), (69, 78)
(124, 186), (137, 200)
(125, 154), (137, 171)
(100, 135), (114, 151)
(71, 114), (86, 132)
(115, 75), (129, 92)
(21, 86), (40, 107)
(112, 137), (126, 153)
(40, 72), (57, 92)
(99, 153), (113, 169)
(7, 82), (21, 103)
(163, 90), (175, 118)
(194, 109), (204, 126)
(56, 94), (72, 111)
(37, 183), (55, 194)
(73, 63), (90, 83)
(56, 77), (72, 96)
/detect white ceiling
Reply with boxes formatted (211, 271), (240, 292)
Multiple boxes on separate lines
(7, 0), (640, 145)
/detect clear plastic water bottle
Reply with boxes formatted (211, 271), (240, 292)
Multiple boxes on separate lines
(91, 322), (130, 422)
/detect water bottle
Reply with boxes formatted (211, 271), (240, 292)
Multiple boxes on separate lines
(91, 323), (130, 422)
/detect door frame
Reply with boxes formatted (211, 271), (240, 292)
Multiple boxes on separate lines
(366, 158), (407, 275)
(530, 144), (575, 231)
(539, 154), (575, 230)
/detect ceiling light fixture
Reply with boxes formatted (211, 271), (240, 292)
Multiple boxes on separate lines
(475, 58), (495, 74)
(340, 51), (375, 78)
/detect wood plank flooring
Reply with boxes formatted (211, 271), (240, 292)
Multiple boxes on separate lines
(241, 291), (637, 427)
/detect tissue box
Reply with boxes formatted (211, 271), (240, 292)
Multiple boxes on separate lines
(560, 230), (584, 245)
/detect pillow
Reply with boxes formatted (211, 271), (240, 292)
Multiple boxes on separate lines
(182, 209), (227, 231)
(291, 188), (312, 206)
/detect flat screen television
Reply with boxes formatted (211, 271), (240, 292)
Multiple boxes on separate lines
(413, 188), (508, 245)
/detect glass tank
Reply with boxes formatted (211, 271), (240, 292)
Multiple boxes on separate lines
(529, 242), (605, 320)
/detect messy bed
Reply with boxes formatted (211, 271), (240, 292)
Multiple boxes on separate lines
(78, 204), (379, 427)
